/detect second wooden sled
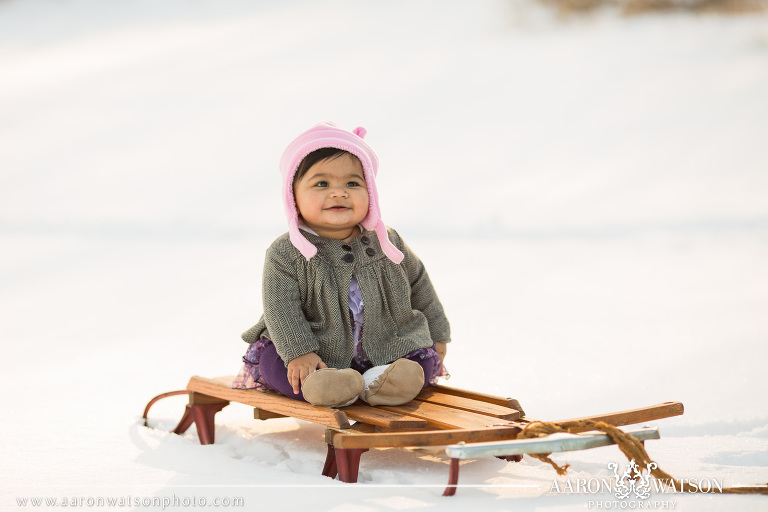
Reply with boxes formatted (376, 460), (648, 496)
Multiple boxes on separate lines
(142, 376), (684, 496)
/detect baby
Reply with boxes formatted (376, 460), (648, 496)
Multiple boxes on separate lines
(234, 122), (450, 407)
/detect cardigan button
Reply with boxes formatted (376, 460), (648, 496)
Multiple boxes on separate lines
(343, 253), (354, 263)
(361, 236), (370, 245)
(366, 248), (376, 257)
(342, 244), (352, 251)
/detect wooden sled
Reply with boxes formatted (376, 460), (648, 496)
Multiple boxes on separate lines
(142, 376), (684, 496)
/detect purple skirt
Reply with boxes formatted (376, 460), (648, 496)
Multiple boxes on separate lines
(232, 338), (448, 391)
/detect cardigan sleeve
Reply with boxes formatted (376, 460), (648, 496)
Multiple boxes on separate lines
(261, 242), (320, 365)
(389, 228), (452, 344)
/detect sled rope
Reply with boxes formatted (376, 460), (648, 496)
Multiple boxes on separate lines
(518, 420), (768, 495)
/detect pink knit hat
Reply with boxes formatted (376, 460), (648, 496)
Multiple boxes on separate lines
(279, 122), (404, 263)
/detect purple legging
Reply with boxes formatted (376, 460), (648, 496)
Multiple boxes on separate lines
(258, 343), (440, 403)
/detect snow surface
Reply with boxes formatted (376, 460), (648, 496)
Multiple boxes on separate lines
(1, 0), (767, 510)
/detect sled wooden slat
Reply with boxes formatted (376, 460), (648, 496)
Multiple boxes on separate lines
(185, 375), (351, 429)
(414, 388), (521, 420)
(378, 400), (518, 430)
(429, 384), (521, 409)
(341, 404), (427, 429)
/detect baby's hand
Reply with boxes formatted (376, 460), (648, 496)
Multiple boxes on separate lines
(287, 352), (328, 395)
(434, 342), (447, 366)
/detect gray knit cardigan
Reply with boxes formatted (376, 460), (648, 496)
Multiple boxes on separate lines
(241, 227), (451, 369)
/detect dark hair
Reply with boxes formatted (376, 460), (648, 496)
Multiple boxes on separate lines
(293, 148), (359, 188)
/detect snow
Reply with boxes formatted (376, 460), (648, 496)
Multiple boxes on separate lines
(1, 0), (767, 510)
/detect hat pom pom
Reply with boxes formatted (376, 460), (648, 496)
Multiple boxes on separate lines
(353, 127), (367, 139)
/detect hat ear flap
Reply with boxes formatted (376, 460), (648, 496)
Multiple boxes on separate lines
(288, 217), (318, 260)
(375, 220), (404, 264)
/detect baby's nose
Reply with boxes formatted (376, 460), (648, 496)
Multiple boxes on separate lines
(330, 186), (348, 197)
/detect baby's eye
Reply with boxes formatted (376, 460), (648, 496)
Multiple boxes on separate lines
(314, 181), (328, 187)
(347, 181), (362, 187)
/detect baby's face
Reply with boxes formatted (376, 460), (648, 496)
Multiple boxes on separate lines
(294, 153), (369, 239)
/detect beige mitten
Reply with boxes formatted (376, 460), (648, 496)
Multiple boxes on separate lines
(360, 359), (424, 406)
(301, 368), (365, 407)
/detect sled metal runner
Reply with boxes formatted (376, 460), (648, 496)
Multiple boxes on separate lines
(445, 426), (660, 459)
(442, 426), (661, 496)
(142, 375), (684, 496)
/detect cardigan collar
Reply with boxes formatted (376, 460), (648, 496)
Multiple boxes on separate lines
(298, 225), (387, 267)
